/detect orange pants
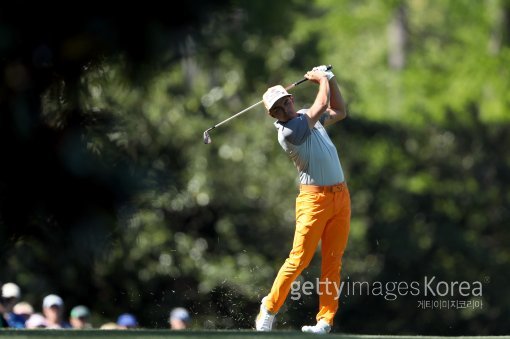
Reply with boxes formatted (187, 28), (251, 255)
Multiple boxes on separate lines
(264, 182), (350, 325)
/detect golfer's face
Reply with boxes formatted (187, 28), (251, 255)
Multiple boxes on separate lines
(270, 96), (294, 120)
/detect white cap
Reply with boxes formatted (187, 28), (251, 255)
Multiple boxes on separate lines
(13, 301), (34, 315)
(262, 85), (291, 111)
(170, 307), (190, 322)
(43, 294), (64, 308)
(26, 313), (47, 328)
(2, 282), (21, 299)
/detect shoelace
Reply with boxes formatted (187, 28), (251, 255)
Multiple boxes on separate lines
(259, 311), (273, 329)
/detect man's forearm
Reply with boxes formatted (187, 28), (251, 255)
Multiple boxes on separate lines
(329, 78), (346, 115)
(306, 77), (330, 128)
(321, 78), (347, 127)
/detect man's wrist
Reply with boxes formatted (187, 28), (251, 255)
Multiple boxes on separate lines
(313, 65), (335, 80)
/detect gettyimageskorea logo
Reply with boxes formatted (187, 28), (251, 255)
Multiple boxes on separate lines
(290, 276), (484, 310)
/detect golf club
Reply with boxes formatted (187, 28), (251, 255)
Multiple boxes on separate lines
(203, 65), (332, 144)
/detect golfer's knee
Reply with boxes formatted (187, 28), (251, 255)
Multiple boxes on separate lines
(286, 254), (313, 271)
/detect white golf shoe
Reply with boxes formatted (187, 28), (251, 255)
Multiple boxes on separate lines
(255, 297), (276, 331)
(302, 319), (331, 334)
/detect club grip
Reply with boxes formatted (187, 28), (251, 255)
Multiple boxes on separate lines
(288, 65), (333, 89)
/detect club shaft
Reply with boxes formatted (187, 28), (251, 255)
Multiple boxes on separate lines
(210, 79), (304, 129)
(287, 78), (307, 90)
(212, 99), (263, 129)
(206, 65), (332, 131)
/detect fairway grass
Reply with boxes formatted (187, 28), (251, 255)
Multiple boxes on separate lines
(1, 330), (509, 339)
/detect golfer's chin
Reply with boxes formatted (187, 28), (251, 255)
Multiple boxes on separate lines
(280, 110), (297, 122)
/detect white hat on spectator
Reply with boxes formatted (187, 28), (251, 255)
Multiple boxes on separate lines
(26, 313), (47, 328)
(14, 301), (34, 315)
(43, 294), (64, 308)
(2, 282), (21, 299)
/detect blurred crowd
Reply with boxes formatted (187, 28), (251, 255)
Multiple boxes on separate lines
(0, 282), (191, 330)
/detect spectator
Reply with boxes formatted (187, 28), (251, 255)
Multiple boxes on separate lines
(13, 301), (34, 324)
(1, 282), (26, 328)
(0, 301), (7, 328)
(25, 313), (47, 329)
(69, 305), (92, 329)
(116, 313), (138, 329)
(42, 294), (71, 328)
(100, 321), (120, 330)
(169, 307), (191, 330)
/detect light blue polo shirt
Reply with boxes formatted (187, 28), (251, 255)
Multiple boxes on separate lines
(274, 110), (344, 186)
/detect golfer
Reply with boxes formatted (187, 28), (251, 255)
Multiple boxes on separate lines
(256, 65), (350, 334)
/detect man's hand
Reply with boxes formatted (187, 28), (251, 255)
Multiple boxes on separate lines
(312, 65), (335, 80)
(304, 70), (330, 84)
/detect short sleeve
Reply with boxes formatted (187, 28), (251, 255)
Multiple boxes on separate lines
(278, 114), (310, 145)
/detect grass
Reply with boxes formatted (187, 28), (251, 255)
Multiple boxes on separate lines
(1, 330), (509, 339)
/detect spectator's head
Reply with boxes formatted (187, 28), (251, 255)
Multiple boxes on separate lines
(100, 321), (120, 330)
(169, 307), (191, 330)
(26, 313), (47, 328)
(116, 313), (138, 329)
(1, 282), (21, 311)
(69, 305), (91, 329)
(2, 282), (20, 299)
(42, 294), (64, 326)
(13, 301), (34, 321)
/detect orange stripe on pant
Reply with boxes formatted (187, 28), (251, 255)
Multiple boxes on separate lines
(264, 182), (351, 326)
